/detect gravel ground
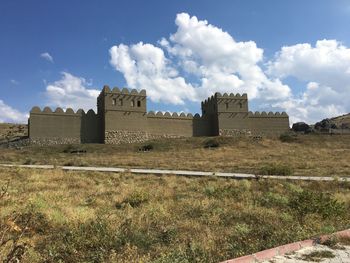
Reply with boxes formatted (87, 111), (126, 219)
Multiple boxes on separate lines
(264, 244), (350, 263)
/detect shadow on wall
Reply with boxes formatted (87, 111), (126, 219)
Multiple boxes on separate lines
(81, 109), (103, 143)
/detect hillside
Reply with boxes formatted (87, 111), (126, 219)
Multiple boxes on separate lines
(0, 123), (27, 141)
(330, 113), (350, 128)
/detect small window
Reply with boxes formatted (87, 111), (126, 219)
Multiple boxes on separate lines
(112, 98), (117, 105)
(131, 100), (135, 107)
(137, 101), (141, 107)
(225, 103), (229, 109)
(239, 102), (243, 109)
(119, 99), (123, 106)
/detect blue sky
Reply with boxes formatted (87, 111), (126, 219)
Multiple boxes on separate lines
(1, 0), (350, 124)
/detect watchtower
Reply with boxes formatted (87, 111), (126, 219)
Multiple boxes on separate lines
(200, 92), (249, 135)
(97, 85), (147, 142)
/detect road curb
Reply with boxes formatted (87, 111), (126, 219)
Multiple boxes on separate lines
(220, 229), (350, 263)
(0, 163), (349, 182)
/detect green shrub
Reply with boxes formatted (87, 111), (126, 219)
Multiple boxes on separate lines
(259, 192), (289, 208)
(203, 185), (243, 200)
(139, 144), (154, 152)
(288, 190), (346, 223)
(279, 132), (298, 143)
(259, 164), (293, 176)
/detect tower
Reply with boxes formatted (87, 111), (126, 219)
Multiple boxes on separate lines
(200, 92), (249, 136)
(97, 86), (147, 142)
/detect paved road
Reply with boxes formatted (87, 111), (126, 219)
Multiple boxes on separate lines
(263, 244), (350, 263)
(1, 163), (349, 182)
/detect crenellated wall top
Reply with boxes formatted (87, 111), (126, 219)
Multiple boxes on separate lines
(248, 111), (288, 117)
(214, 92), (248, 99)
(30, 107), (97, 116)
(147, 111), (194, 119)
(101, 85), (146, 96)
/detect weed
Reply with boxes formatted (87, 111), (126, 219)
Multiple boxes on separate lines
(279, 132), (298, 143)
(300, 250), (335, 262)
(116, 190), (150, 208)
(259, 164), (293, 176)
(259, 192), (289, 208)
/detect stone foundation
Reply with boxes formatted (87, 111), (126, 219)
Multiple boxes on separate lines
(219, 129), (251, 137)
(105, 130), (181, 144)
(30, 137), (81, 146)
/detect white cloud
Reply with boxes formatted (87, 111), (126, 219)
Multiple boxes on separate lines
(45, 72), (100, 111)
(109, 13), (349, 124)
(268, 39), (350, 123)
(10, 79), (19, 85)
(40, 52), (54, 63)
(0, 100), (28, 123)
(110, 42), (197, 105)
(109, 13), (291, 106)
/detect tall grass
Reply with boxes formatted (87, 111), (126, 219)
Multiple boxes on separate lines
(1, 167), (349, 262)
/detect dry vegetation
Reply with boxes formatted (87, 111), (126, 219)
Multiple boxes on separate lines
(0, 123), (27, 142)
(1, 125), (350, 262)
(1, 134), (350, 177)
(0, 167), (350, 262)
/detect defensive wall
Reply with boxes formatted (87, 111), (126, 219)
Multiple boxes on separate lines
(29, 107), (102, 144)
(28, 85), (290, 144)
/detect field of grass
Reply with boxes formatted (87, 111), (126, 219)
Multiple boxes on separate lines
(1, 167), (349, 262)
(1, 134), (350, 177)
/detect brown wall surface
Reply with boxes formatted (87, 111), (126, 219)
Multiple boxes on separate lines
(105, 111), (148, 132)
(248, 112), (289, 135)
(218, 113), (250, 130)
(29, 107), (103, 143)
(146, 113), (193, 137)
(29, 107), (82, 141)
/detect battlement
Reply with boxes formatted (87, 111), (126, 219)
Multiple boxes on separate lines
(248, 111), (289, 117)
(100, 85), (146, 96)
(146, 111), (193, 119)
(29, 106), (92, 116)
(214, 92), (248, 99)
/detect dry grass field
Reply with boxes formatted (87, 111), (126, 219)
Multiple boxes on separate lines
(1, 127), (350, 262)
(1, 134), (350, 177)
(1, 167), (350, 262)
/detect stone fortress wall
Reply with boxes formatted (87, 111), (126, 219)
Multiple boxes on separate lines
(29, 85), (289, 144)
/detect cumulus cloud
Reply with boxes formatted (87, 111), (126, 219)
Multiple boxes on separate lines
(268, 39), (350, 123)
(40, 52), (54, 63)
(110, 42), (196, 104)
(109, 13), (349, 124)
(0, 100), (28, 123)
(109, 13), (291, 106)
(45, 72), (100, 111)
